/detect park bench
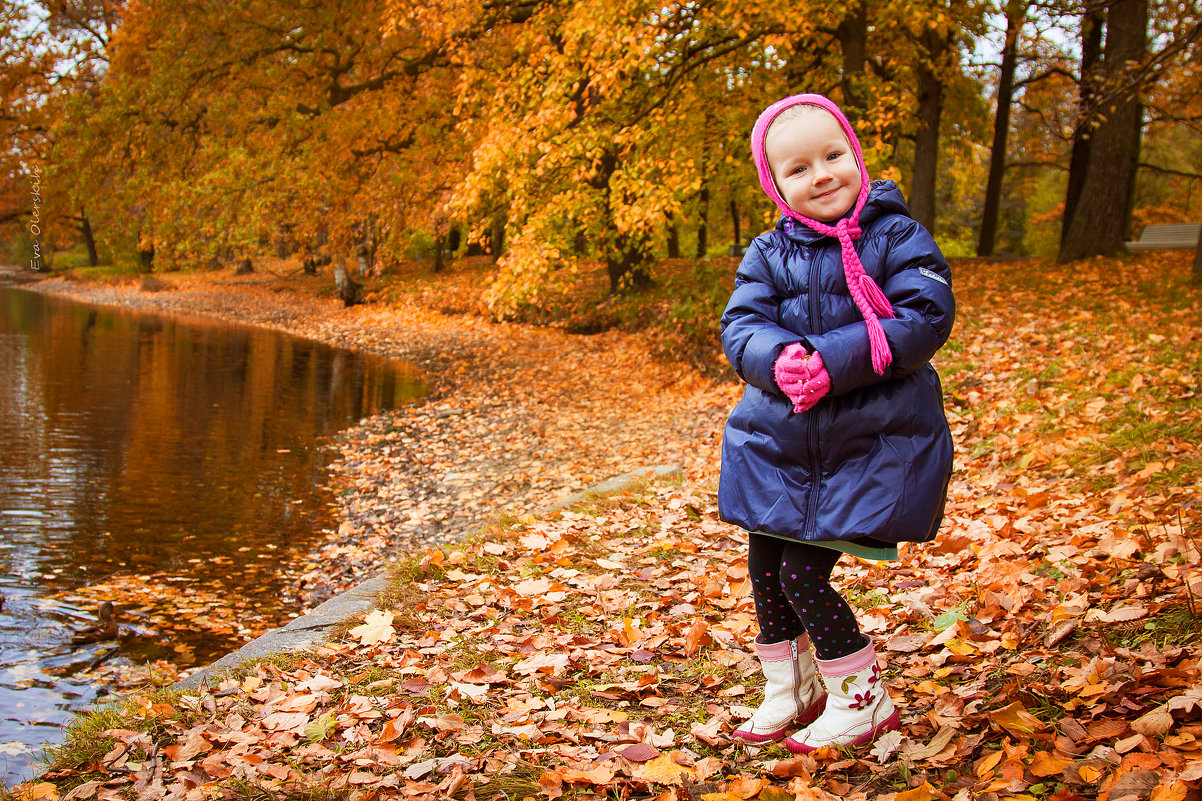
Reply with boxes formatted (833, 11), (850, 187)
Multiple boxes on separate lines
(1125, 222), (1201, 251)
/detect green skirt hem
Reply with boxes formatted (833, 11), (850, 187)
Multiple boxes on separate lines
(752, 530), (899, 562)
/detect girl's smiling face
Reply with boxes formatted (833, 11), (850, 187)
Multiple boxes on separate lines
(765, 107), (862, 223)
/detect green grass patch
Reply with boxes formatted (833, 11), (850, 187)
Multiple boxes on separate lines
(1104, 605), (1202, 650)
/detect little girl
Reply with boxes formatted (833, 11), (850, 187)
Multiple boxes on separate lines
(719, 93), (954, 753)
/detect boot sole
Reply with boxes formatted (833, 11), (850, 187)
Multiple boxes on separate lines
(730, 695), (827, 744)
(782, 709), (901, 754)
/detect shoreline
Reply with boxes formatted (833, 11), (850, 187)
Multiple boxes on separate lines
(17, 268), (730, 618)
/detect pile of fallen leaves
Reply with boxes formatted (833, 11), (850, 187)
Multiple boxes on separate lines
(12, 251), (1202, 801)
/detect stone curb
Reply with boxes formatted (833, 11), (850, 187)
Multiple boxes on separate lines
(173, 464), (682, 690)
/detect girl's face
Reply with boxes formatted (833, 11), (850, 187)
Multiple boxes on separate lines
(765, 108), (862, 223)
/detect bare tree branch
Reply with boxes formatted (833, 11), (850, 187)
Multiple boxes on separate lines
(1138, 162), (1202, 180)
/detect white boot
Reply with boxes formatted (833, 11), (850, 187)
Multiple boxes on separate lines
(784, 638), (899, 753)
(731, 633), (826, 744)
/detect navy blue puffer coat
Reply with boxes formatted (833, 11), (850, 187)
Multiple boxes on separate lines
(719, 181), (954, 545)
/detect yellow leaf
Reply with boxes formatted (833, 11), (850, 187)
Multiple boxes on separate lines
(1029, 751), (1073, 778)
(895, 782), (938, 801)
(348, 610), (395, 646)
(975, 748), (1004, 779)
(727, 776), (764, 799)
(1151, 781), (1189, 801)
(14, 784), (58, 801)
(945, 638), (978, 656)
(990, 701), (1045, 736)
(635, 754), (695, 786)
(1078, 763), (1105, 783)
(759, 789), (793, 801)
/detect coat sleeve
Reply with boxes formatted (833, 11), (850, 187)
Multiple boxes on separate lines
(801, 218), (955, 397)
(720, 241), (802, 394)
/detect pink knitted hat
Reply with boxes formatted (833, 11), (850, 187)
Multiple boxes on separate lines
(751, 93), (895, 375)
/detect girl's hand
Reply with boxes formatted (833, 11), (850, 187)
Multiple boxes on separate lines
(774, 345), (831, 412)
(789, 354), (830, 412)
(774, 343), (812, 386)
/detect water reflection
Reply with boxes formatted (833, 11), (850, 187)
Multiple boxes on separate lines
(0, 285), (425, 784)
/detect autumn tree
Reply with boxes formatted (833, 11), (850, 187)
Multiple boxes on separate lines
(1129, 2), (1202, 236)
(0, 3), (56, 262)
(897, 0), (985, 233)
(976, 0), (1080, 256)
(977, 0), (1025, 257)
(18, 0), (1200, 302)
(1058, 0), (1148, 261)
(453, 1), (799, 315)
(35, 0), (544, 281)
(1058, 0), (1202, 261)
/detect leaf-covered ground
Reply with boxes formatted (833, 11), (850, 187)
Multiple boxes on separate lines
(9, 251), (1202, 801)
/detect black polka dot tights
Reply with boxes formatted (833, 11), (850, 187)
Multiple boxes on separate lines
(747, 534), (868, 661)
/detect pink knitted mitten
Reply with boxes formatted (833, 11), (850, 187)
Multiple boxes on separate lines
(790, 353), (830, 412)
(774, 344), (830, 413)
(774, 343), (812, 388)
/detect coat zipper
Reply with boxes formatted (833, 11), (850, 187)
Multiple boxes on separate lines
(804, 250), (822, 540)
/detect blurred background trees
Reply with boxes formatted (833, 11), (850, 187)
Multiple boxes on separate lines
(2, 0), (1200, 312)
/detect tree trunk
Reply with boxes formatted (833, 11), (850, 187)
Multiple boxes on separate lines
(356, 240), (373, 276)
(667, 219), (680, 258)
(302, 248), (330, 274)
(489, 216), (505, 261)
(432, 230), (453, 274)
(606, 233), (653, 294)
(910, 28), (948, 233)
(836, 2), (869, 116)
(696, 182), (710, 258)
(80, 213), (99, 266)
(334, 261), (361, 306)
(730, 199), (741, 248)
(978, 0), (1023, 257)
(589, 147), (655, 291)
(1061, 4), (1106, 247)
(1058, 0), (1147, 263)
(138, 239), (154, 273)
(235, 257), (253, 275)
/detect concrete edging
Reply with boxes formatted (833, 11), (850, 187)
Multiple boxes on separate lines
(173, 464), (682, 690)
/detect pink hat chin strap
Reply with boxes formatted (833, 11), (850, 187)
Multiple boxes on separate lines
(751, 93), (894, 375)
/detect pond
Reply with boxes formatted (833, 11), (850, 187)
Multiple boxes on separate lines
(0, 283), (425, 785)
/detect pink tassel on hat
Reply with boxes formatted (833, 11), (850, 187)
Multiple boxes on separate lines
(750, 93), (895, 375)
